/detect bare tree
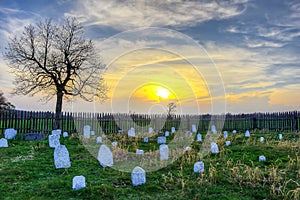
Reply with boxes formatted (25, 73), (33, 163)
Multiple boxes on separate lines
(166, 102), (176, 119)
(4, 18), (107, 127)
(0, 91), (15, 110)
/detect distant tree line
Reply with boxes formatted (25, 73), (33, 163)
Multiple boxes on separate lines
(0, 91), (15, 110)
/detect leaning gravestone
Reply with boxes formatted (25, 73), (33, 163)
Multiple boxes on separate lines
(165, 131), (169, 137)
(96, 136), (102, 144)
(210, 142), (219, 154)
(128, 127), (135, 137)
(131, 166), (146, 186)
(259, 155), (266, 162)
(97, 145), (113, 167)
(54, 145), (71, 169)
(260, 137), (264, 143)
(0, 138), (8, 148)
(223, 131), (228, 139)
(171, 127), (175, 133)
(143, 137), (148, 143)
(49, 134), (60, 148)
(278, 134), (283, 140)
(157, 136), (166, 144)
(4, 128), (17, 139)
(194, 161), (204, 173)
(72, 176), (86, 190)
(211, 125), (217, 134)
(245, 130), (250, 138)
(148, 127), (153, 134)
(225, 141), (231, 146)
(83, 125), (91, 139)
(192, 124), (197, 133)
(196, 134), (202, 142)
(160, 144), (168, 161)
(63, 132), (68, 138)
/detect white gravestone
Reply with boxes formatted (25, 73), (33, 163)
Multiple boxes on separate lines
(143, 137), (148, 143)
(160, 144), (169, 161)
(245, 130), (250, 138)
(0, 138), (8, 148)
(225, 141), (231, 146)
(128, 127), (135, 137)
(210, 142), (219, 154)
(148, 127), (153, 134)
(194, 161), (204, 173)
(63, 132), (68, 138)
(192, 124), (197, 133)
(278, 134), (282, 140)
(185, 146), (192, 152)
(232, 130), (237, 134)
(49, 134), (60, 148)
(223, 131), (228, 139)
(157, 136), (166, 144)
(83, 125), (91, 139)
(260, 137), (264, 143)
(165, 131), (169, 137)
(51, 129), (61, 136)
(196, 134), (202, 142)
(54, 145), (71, 169)
(171, 127), (175, 133)
(91, 131), (95, 136)
(96, 136), (102, 144)
(259, 155), (266, 162)
(131, 166), (146, 186)
(118, 129), (124, 134)
(136, 149), (144, 155)
(4, 128), (17, 139)
(112, 141), (118, 147)
(72, 176), (86, 190)
(211, 125), (217, 134)
(97, 145), (113, 167)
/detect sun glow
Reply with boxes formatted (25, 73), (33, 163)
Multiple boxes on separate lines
(157, 88), (170, 99)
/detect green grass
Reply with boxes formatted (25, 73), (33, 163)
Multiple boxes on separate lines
(0, 130), (299, 200)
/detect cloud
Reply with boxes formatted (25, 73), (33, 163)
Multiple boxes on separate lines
(244, 36), (285, 48)
(65, 0), (249, 30)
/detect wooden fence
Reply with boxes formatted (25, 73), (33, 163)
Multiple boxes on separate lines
(0, 110), (299, 135)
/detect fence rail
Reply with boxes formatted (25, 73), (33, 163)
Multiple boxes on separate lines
(0, 110), (299, 135)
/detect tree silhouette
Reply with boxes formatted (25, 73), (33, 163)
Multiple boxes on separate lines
(0, 91), (15, 110)
(4, 18), (107, 128)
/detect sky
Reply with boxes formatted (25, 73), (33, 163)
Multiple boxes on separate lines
(0, 0), (299, 114)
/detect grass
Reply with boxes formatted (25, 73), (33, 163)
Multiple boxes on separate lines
(0, 130), (299, 200)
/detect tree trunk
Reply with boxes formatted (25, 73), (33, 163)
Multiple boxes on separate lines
(55, 90), (63, 129)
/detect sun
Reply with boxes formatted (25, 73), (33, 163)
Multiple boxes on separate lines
(157, 87), (170, 99)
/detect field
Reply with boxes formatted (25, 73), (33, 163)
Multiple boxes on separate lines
(0, 130), (299, 200)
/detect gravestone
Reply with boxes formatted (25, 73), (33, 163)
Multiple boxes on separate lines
(118, 129), (124, 134)
(143, 137), (148, 143)
(211, 125), (217, 134)
(245, 130), (250, 138)
(186, 131), (192, 137)
(49, 134), (60, 148)
(112, 141), (118, 147)
(4, 128), (17, 139)
(72, 176), (86, 190)
(165, 131), (169, 137)
(196, 134), (202, 142)
(160, 144), (168, 161)
(148, 127), (153, 134)
(131, 166), (146, 186)
(223, 131), (228, 139)
(90, 131), (95, 136)
(157, 136), (166, 144)
(192, 124), (197, 133)
(259, 155), (266, 162)
(63, 132), (68, 138)
(210, 142), (219, 154)
(185, 146), (192, 152)
(225, 141), (231, 146)
(21, 133), (45, 140)
(260, 137), (264, 143)
(171, 127), (175, 133)
(278, 134), (283, 140)
(194, 161), (204, 173)
(51, 129), (61, 136)
(0, 138), (8, 148)
(232, 130), (237, 134)
(54, 145), (71, 169)
(128, 127), (135, 137)
(136, 149), (144, 155)
(96, 136), (102, 144)
(83, 125), (91, 139)
(97, 145), (113, 167)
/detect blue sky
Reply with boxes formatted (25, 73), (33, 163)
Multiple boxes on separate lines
(0, 0), (299, 114)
